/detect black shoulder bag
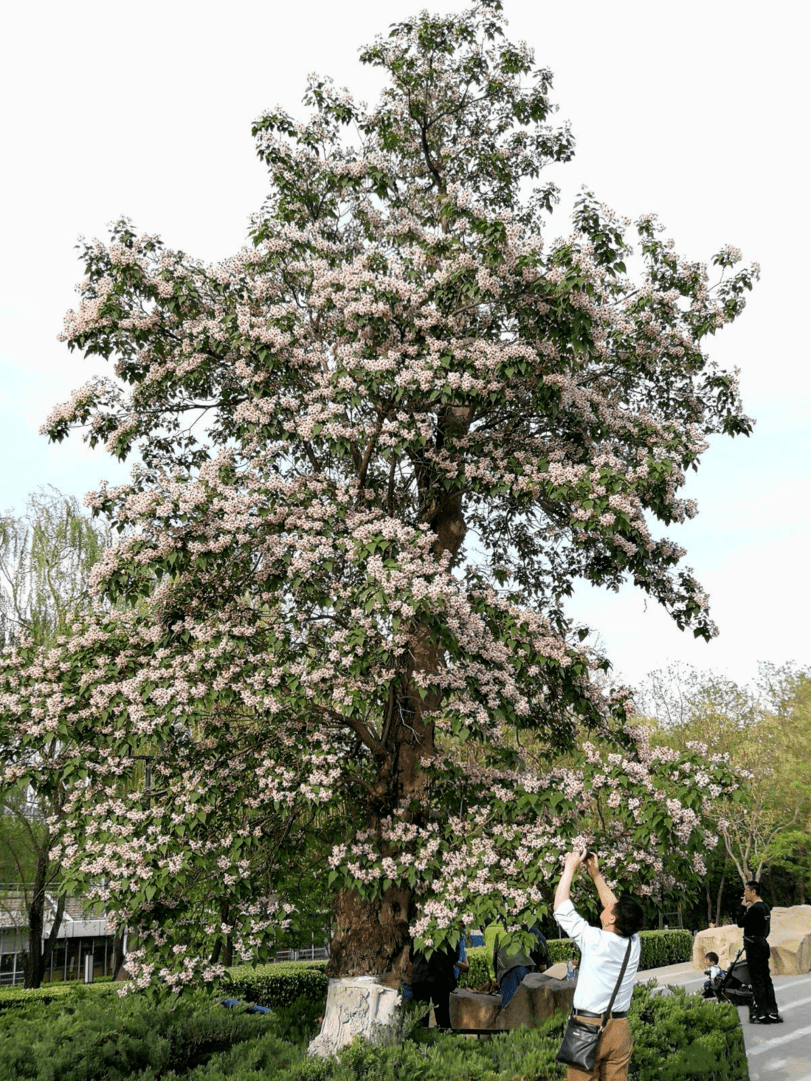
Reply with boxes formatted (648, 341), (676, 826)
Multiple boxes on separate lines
(555, 937), (633, 1072)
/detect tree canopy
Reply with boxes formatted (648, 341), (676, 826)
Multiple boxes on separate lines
(0, 1), (755, 986)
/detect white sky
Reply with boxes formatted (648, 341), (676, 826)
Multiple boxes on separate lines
(1, 0), (808, 689)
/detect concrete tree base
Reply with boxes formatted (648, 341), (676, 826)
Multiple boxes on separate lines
(693, 905), (811, 975)
(308, 976), (401, 1057)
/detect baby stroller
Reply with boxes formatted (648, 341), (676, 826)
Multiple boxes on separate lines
(711, 948), (754, 1009)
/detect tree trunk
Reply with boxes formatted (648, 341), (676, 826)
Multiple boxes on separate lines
(39, 893), (65, 984)
(24, 851), (48, 988)
(714, 855), (728, 928)
(209, 902), (230, 966)
(112, 928), (128, 980)
(327, 412), (470, 978)
(328, 884), (412, 982)
(799, 879), (806, 905)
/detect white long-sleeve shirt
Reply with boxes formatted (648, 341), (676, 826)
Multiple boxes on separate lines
(553, 898), (640, 1014)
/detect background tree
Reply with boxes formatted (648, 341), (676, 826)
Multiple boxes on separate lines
(0, 487), (107, 648)
(760, 829), (811, 906)
(1, 0), (756, 987)
(638, 662), (811, 922)
(0, 489), (109, 986)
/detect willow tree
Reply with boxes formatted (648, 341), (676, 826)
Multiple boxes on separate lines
(0, 489), (108, 985)
(0, 1), (753, 986)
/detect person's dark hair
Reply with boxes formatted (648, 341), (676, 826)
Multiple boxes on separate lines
(704, 951), (719, 964)
(745, 880), (762, 894)
(613, 895), (644, 938)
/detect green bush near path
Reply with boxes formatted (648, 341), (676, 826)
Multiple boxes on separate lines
(629, 984), (749, 1081)
(633, 929), (695, 970)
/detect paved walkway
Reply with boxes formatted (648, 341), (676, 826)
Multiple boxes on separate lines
(638, 962), (811, 1081)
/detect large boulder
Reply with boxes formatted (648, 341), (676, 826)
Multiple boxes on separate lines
(497, 972), (576, 1029)
(450, 973), (576, 1032)
(449, 988), (502, 1030)
(693, 905), (811, 976)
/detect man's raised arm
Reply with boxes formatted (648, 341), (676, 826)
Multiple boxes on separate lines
(584, 853), (618, 908)
(554, 850), (585, 911)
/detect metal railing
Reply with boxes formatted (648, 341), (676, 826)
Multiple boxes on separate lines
(274, 946), (329, 962)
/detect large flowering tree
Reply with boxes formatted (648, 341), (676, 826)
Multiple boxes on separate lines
(0, 0), (754, 988)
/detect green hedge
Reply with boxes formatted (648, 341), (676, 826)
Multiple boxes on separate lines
(635, 929), (694, 970)
(628, 984), (748, 1080)
(0, 979), (117, 1011)
(0, 979), (747, 1080)
(0, 961), (331, 1016)
(461, 928), (693, 986)
(458, 948), (492, 989)
(224, 961), (329, 1009)
(0, 930), (692, 1017)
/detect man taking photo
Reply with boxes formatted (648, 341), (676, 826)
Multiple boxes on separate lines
(554, 850), (644, 1081)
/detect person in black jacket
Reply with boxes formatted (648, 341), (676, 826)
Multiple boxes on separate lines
(409, 940), (461, 1029)
(737, 879), (782, 1024)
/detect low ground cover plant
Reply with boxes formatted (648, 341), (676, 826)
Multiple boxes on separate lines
(0, 990), (283, 1080)
(0, 978), (746, 1080)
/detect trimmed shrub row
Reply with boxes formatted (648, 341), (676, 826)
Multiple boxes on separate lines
(633, 929), (694, 971)
(224, 961), (329, 1009)
(0, 979), (117, 1012)
(0, 929), (691, 1017)
(459, 928), (693, 988)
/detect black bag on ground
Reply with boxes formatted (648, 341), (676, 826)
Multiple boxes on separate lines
(556, 938), (633, 1072)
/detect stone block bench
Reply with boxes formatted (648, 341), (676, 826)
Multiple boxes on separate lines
(450, 972), (576, 1034)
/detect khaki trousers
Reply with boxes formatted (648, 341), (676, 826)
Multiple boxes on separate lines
(566, 1016), (633, 1081)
